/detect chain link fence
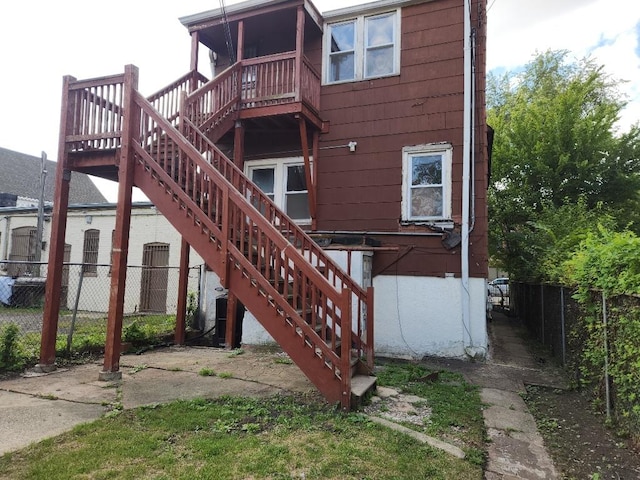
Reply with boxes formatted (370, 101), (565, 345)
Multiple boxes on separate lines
(511, 281), (640, 440)
(0, 261), (201, 372)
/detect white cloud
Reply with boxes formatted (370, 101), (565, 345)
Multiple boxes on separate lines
(488, 0), (640, 130)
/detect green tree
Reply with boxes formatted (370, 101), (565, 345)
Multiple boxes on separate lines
(488, 50), (640, 280)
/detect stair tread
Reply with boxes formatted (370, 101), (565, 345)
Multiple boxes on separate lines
(350, 375), (377, 398)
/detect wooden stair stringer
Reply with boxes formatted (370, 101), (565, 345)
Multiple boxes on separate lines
(132, 156), (345, 406)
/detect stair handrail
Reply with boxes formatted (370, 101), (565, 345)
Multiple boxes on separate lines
(182, 63), (241, 132)
(181, 115), (372, 360)
(132, 90), (348, 369)
(147, 70), (209, 125)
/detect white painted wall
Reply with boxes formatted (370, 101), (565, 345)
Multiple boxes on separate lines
(372, 275), (488, 359)
(0, 205), (203, 314)
(236, 250), (487, 360)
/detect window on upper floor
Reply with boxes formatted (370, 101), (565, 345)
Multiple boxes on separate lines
(402, 144), (452, 222)
(246, 159), (310, 223)
(82, 229), (100, 276)
(324, 10), (400, 84)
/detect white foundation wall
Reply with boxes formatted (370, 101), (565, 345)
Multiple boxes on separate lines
(234, 250), (370, 345)
(373, 275), (488, 359)
(201, 252), (488, 360)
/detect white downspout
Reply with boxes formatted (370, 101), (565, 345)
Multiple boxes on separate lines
(462, 0), (473, 353)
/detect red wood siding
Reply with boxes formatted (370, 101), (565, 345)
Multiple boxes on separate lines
(315, 0), (488, 278)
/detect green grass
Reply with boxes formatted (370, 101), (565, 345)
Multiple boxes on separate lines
(0, 315), (176, 373)
(0, 362), (485, 478)
(0, 394), (483, 479)
(375, 360), (487, 465)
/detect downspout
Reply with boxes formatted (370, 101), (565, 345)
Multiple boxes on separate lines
(461, 0), (473, 353)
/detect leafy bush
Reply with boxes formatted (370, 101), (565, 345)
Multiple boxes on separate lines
(0, 324), (26, 371)
(562, 226), (640, 439)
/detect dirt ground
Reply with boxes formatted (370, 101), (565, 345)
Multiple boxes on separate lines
(525, 385), (640, 480)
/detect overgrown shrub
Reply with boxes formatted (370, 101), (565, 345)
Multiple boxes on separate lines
(562, 226), (640, 440)
(0, 324), (26, 371)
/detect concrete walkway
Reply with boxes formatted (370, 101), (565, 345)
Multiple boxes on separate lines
(0, 345), (316, 455)
(423, 312), (566, 479)
(1, 315), (565, 479)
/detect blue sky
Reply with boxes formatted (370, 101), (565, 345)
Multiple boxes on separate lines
(1, 0), (638, 201)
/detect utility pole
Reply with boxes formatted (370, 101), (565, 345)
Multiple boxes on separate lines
(34, 151), (47, 276)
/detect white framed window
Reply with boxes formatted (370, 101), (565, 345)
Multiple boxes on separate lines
(246, 158), (311, 223)
(402, 144), (452, 222)
(324, 10), (400, 84)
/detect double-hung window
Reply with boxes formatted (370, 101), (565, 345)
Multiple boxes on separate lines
(325, 10), (400, 84)
(246, 159), (310, 222)
(402, 144), (452, 222)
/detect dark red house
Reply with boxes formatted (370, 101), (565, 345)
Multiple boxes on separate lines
(39, 0), (489, 408)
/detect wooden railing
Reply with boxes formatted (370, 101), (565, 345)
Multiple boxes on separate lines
(182, 117), (373, 368)
(147, 70), (208, 126)
(61, 67), (370, 407)
(301, 57), (321, 113)
(240, 52), (297, 108)
(182, 64), (241, 136)
(65, 73), (126, 151)
(133, 91), (359, 407)
(184, 52), (321, 127)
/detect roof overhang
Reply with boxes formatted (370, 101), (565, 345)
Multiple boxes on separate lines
(323, 0), (434, 21)
(180, 0), (323, 32)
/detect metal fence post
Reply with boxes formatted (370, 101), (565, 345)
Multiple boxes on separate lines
(66, 268), (85, 353)
(540, 284), (545, 344)
(602, 290), (612, 423)
(560, 286), (566, 366)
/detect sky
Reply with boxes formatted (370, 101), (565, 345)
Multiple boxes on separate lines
(1, 0), (639, 202)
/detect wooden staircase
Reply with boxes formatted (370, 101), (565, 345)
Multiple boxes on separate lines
(57, 66), (375, 410)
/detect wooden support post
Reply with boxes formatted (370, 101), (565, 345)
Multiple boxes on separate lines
(190, 31), (199, 72)
(175, 238), (190, 345)
(295, 6), (305, 102)
(37, 74), (76, 371)
(233, 120), (245, 170)
(366, 286), (375, 370)
(225, 291), (239, 349)
(236, 20), (244, 63)
(100, 65), (139, 381)
(299, 117), (316, 224)
(341, 287), (353, 411)
(311, 129), (319, 230)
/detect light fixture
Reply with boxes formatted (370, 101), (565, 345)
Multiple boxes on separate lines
(348, 141), (357, 152)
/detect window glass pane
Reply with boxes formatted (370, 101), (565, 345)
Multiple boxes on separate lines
(366, 14), (394, 47)
(330, 52), (355, 82)
(286, 192), (310, 219)
(286, 165), (307, 192)
(411, 187), (443, 217)
(412, 155), (442, 186)
(330, 22), (355, 52)
(366, 46), (394, 77)
(251, 168), (275, 196)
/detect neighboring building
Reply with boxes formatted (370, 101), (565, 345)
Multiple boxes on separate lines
(0, 147), (106, 206)
(0, 203), (202, 314)
(43, 0), (489, 407)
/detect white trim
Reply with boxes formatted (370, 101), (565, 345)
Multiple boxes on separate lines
(245, 157), (312, 224)
(323, 8), (400, 85)
(402, 143), (452, 222)
(323, 0), (433, 20)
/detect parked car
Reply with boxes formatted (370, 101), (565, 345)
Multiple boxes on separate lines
(488, 278), (509, 308)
